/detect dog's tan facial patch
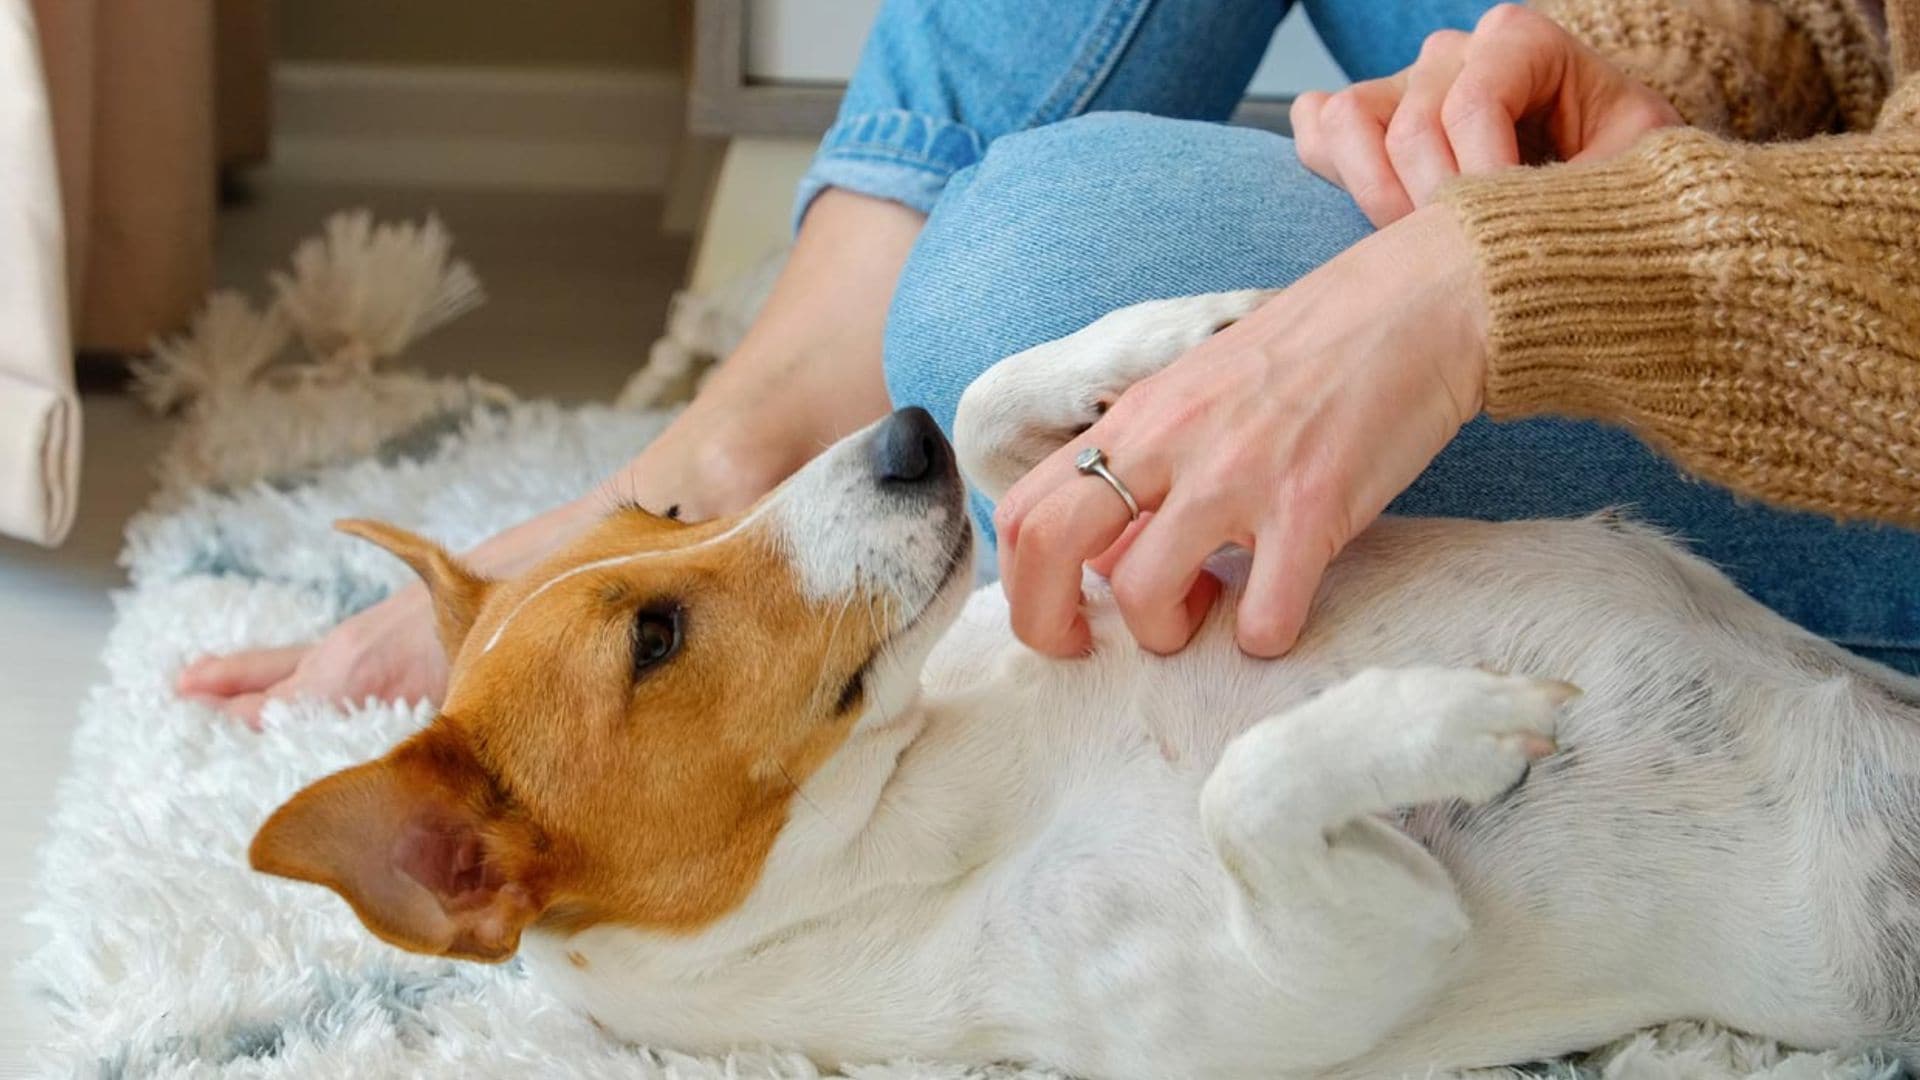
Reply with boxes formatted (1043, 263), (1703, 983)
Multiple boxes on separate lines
(254, 504), (897, 958)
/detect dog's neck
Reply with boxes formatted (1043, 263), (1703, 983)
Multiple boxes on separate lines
(757, 688), (1032, 910)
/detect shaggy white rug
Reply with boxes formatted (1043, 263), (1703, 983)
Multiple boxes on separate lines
(18, 216), (1908, 1080)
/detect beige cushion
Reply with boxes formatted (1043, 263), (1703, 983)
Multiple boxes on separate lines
(0, 0), (80, 546)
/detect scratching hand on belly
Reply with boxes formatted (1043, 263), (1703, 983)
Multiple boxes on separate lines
(994, 206), (1489, 661)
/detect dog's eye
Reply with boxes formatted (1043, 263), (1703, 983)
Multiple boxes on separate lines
(631, 605), (683, 677)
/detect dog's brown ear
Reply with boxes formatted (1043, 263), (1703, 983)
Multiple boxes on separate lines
(335, 519), (491, 656)
(250, 727), (548, 962)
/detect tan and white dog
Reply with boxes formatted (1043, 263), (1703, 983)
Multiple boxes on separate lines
(253, 292), (1920, 1078)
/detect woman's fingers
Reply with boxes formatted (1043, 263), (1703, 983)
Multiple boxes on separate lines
(1440, 6), (1562, 172)
(1291, 91), (1334, 180)
(176, 645), (306, 698)
(992, 432), (1111, 552)
(1565, 74), (1683, 162)
(173, 573), (456, 728)
(1087, 512), (1152, 579)
(182, 651), (303, 729)
(1001, 471), (1148, 657)
(1312, 79), (1415, 226)
(1305, 10), (1671, 220)
(1384, 30), (1468, 209)
(1108, 495), (1240, 654)
(1443, 4), (1675, 173)
(222, 690), (274, 731)
(1236, 517), (1337, 659)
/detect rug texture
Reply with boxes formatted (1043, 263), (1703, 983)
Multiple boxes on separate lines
(18, 215), (1906, 1080)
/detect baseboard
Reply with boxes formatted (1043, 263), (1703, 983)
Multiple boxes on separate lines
(273, 63), (686, 192)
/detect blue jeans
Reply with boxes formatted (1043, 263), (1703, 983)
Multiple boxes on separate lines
(800, 1), (1920, 674)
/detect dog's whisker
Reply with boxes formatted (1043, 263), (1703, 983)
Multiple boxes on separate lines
(864, 594), (897, 730)
(777, 760), (833, 830)
(808, 590), (861, 716)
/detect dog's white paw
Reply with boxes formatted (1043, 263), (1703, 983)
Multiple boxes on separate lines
(954, 290), (1274, 501)
(1202, 667), (1576, 847)
(1393, 668), (1575, 806)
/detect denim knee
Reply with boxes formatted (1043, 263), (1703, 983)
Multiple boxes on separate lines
(884, 111), (1370, 443)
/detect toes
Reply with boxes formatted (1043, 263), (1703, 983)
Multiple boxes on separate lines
(1422, 670), (1582, 802)
(1497, 731), (1560, 762)
(1536, 679), (1583, 706)
(1508, 676), (1579, 740)
(1468, 671), (1578, 739)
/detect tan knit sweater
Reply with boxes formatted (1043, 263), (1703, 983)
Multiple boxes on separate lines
(1438, 0), (1920, 524)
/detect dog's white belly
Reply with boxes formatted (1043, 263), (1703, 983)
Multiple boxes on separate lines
(923, 536), (1874, 1076)
(525, 516), (1914, 1077)
(958, 766), (1304, 1075)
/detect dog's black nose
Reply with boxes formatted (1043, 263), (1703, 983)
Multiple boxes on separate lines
(870, 406), (949, 485)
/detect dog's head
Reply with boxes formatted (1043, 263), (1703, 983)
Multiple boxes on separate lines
(249, 408), (972, 961)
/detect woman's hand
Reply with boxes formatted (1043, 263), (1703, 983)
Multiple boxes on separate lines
(174, 423), (810, 726)
(179, 584), (447, 728)
(178, 189), (922, 726)
(994, 204), (1488, 659)
(174, 426), (809, 727)
(1291, 3), (1679, 225)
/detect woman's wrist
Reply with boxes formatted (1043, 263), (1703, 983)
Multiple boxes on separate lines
(1398, 202), (1491, 426)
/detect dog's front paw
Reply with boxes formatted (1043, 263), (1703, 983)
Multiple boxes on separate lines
(1213, 667), (1577, 828)
(1405, 668), (1575, 805)
(953, 367), (1107, 502)
(953, 290), (1275, 501)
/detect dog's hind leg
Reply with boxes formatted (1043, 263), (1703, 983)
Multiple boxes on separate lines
(953, 290), (1275, 502)
(1199, 666), (1574, 1068)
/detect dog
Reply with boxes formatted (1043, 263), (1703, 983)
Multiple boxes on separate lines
(251, 290), (1920, 1078)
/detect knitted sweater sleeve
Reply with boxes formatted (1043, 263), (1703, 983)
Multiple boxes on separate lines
(1533, 0), (1889, 135)
(1437, 78), (1920, 525)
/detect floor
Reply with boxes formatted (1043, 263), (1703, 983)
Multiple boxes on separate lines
(0, 175), (690, 1074)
